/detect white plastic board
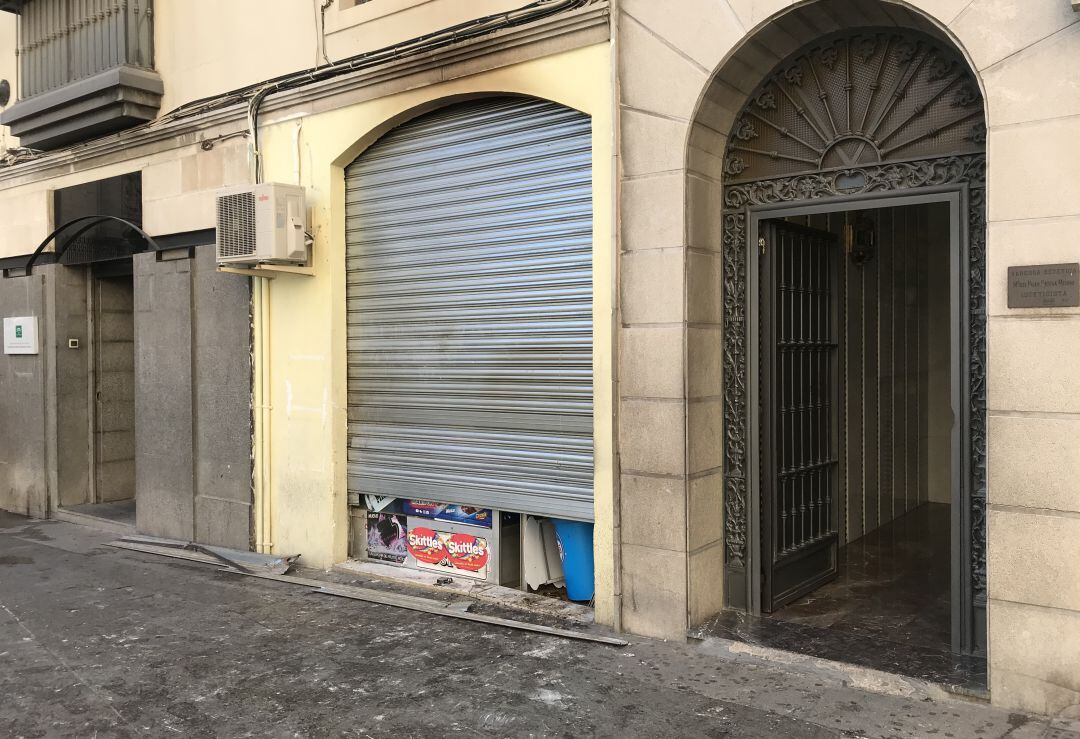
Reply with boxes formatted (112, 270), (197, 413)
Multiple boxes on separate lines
(3, 316), (39, 355)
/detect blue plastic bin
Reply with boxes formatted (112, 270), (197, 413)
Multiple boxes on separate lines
(551, 519), (594, 602)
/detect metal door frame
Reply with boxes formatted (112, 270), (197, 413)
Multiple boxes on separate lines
(721, 154), (986, 656)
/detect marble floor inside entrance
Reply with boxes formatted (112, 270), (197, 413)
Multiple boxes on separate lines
(692, 503), (987, 693)
(61, 500), (137, 529)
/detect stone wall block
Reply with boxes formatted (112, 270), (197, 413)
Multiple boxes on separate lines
(988, 508), (1080, 612)
(196, 497), (253, 553)
(621, 543), (689, 639)
(621, 173), (685, 252)
(686, 250), (722, 324)
(192, 248), (253, 518)
(620, 0), (744, 71)
(620, 474), (687, 552)
(144, 190), (217, 236)
(620, 108), (688, 178)
(621, 248), (685, 324)
(688, 398), (722, 474)
(901, 0), (973, 26)
(987, 317), (1080, 413)
(618, 14), (709, 122)
(688, 471), (724, 551)
(725, 0), (791, 31)
(989, 598), (1080, 715)
(688, 541), (724, 625)
(688, 326), (721, 400)
(951, 0), (1078, 71)
(618, 399), (685, 476)
(620, 325), (684, 398)
(981, 23), (1080, 127)
(987, 118), (1080, 223)
(142, 158), (182, 201)
(989, 415), (1080, 513)
(687, 173), (722, 252)
(196, 146), (226, 191)
(687, 146), (724, 184)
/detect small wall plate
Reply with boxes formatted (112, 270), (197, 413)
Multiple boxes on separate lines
(68, 339), (80, 349)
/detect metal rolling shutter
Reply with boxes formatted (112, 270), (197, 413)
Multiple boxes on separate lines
(345, 98), (594, 520)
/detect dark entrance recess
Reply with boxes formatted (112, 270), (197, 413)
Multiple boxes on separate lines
(54, 173), (144, 266)
(709, 26), (988, 685)
(47, 174), (146, 530)
(700, 201), (985, 690)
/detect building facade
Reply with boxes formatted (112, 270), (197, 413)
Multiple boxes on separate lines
(0, 0), (1078, 718)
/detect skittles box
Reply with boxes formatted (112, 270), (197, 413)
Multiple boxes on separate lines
(403, 500), (493, 528)
(405, 517), (491, 580)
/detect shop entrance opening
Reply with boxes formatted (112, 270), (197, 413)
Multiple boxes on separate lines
(342, 97), (597, 606)
(704, 25), (988, 688)
(57, 261), (137, 530)
(758, 203), (961, 677)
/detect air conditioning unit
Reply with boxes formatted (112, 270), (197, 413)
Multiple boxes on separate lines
(215, 183), (307, 265)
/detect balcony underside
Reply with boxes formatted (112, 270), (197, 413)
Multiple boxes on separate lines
(0, 66), (163, 151)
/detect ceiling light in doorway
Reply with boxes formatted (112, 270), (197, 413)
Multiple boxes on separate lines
(843, 215), (875, 267)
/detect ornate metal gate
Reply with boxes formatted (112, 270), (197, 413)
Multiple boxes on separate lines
(719, 28), (987, 655)
(760, 220), (841, 612)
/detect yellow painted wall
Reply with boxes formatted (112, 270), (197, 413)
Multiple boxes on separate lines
(255, 42), (616, 624)
(0, 1), (544, 144)
(0, 0), (536, 246)
(154, 0), (529, 114)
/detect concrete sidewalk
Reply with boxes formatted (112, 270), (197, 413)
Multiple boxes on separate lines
(0, 511), (1076, 738)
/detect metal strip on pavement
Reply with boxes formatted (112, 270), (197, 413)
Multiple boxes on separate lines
(108, 540), (628, 647)
(312, 585), (628, 646)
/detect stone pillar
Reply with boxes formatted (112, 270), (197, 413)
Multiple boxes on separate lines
(614, 0), (746, 639)
(134, 247), (253, 549)
(957, 0), (1080, 716)
(0, 268), (49, 518)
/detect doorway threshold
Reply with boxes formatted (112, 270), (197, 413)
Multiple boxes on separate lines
(690, 610), (987, 699)
(55, 500), (136, 535)
(334, 559), (595, 626)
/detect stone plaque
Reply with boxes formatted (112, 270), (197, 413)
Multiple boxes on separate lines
(1007, 263), (1080, 308)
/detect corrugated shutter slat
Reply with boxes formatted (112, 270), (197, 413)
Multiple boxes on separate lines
(345, 98), (594, 520)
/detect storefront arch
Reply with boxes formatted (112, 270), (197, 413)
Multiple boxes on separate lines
(330, 91), (595, 171)
(682, 3), (987, 656)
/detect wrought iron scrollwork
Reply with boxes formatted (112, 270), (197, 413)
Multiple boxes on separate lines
(721, 154), (987, 598)
(724, 29), (984, 182)
(968, 184), (988, 603)
(722, 211), (748, 565)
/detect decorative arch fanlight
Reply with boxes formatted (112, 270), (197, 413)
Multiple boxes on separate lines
(723, 28), (985, 181)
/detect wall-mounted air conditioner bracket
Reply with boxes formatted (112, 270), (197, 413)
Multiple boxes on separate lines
(217, 263), (315, 279)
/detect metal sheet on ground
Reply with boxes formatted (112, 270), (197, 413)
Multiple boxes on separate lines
(109, 539), (628, 647)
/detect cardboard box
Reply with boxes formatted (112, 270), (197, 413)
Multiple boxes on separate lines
(405, 517), (494, 580)
(403, 500), (493, 528)
(366, 512), (408, 565)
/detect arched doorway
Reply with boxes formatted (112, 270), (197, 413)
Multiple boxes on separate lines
(713, 26), (987, 667)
